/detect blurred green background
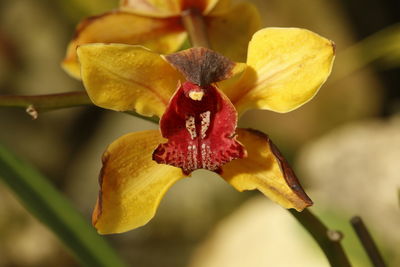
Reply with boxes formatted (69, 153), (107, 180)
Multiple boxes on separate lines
(0, 0), (399, 266)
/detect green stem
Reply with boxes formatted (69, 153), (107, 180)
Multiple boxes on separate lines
(0, 91), (92, 112)
(350, 216), (386, 267)
(289, 209), (352, 267)
(332, 24), (400, 82)
(0, 92), (159, 123)
(181, 8), (210, 48)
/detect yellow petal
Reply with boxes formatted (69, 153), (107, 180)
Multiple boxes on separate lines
(93, 130), (186, 234)
(120, 0), (181, 17)
(77, 44), (183, 117)
(228, 28), (335, 114)
(206, 2), (261, 62)
(62, 10), (186, 79)
(120, 0), (219, 17)
(220, 128), (313, 211)
(208, 0), (231, 15)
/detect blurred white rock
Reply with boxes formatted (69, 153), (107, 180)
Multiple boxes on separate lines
(296, 115), (400, 263)
(189, 197), (329, 267)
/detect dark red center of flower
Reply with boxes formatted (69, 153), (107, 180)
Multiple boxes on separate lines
(152, 48), (246, 175)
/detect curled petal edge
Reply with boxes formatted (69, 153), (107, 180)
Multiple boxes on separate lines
(221, 128), (313, 211)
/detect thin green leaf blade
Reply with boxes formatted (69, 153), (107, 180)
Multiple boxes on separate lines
(0, 143), (126, 267)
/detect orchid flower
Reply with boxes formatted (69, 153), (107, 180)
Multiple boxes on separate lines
(77, 28), (335, 234)
(62, 0), (261, 79)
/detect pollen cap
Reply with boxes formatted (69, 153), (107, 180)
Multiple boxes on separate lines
(164, 47), (236, 86)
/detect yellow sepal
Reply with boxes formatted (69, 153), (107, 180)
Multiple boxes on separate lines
(62, 11), (186, 79)
(120, 0), (220, 17)
(93, 130), (186, 234)
(77, 44), (183, 117)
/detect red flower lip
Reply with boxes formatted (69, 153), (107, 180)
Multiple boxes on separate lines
(153, 48), (246, 174)
(153, 81), (246, 175)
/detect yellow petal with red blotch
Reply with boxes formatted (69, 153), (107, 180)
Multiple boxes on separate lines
(93, 130), (186, 234)
(120, 0), (181, 17)
(206, 2), (261, 62)
(120, 0), (219, 17)
(220, 128), (313, 211)
(228, 28), (335, 115)
(77, 44), (183, 117)
(62, 10), (186, 79)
